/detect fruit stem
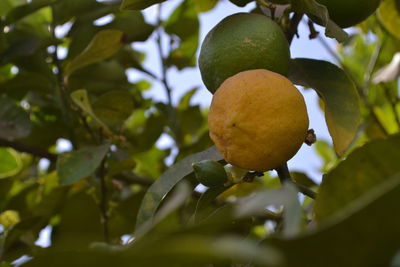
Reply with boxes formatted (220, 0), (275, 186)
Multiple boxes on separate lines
(285, 12), (303, 44)
(275, 163), (316, 199)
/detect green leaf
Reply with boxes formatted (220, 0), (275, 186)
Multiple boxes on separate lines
(236, 183), (301, 237)
(65, 29), (125, 76)
(268, 171), (400, 267)
(5, 0), (56, 25)
(0, 148), (22, 179)
(120, 0), (166, 10)
(70, 89), (112, 135)
(92, 90), (135, 127)
(164, 0), (199, 69)
(0, 96), (32, 141)
(194, 0), (218, 12)
(288, 58), (361, 156)
(56, 143), (109, 185)
(135, 146), (223, 230)
(290, 0), (348, 42)
(377, 0), (400, 40)
(314, 135), (400, 222)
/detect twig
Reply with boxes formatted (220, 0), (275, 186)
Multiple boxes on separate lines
(0, 138), (57, 162)
(275, 163), (316, 199)
(97, 156), (110, 243)
(286, 13), (303, 44)
(156, 4), (173, 108)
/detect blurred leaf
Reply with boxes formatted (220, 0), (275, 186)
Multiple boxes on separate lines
(291, 172), (317, 187)
(315, 135), (400, 222)
(135, 181), (192, 238)
(0, 148), (22, 179)
(134, 146), (168, 178)
(0, 37), (41, 65)
(92, 90), (134, 128)
(288, 58), (361, 156)
(56, 143), (109, 185)
(5, 0), (56, 25)
(51, 192), (104, 249)
(135, 146), (222, 230)
(377, 0), (400, 40)
(314, 140), (337, 173)
(268, 171), (400, 267)
(71, 89), (112, 135)
(0, 210), (20, 229)
(65, 29), (125, 76)
(164, 0), (199, 69)
(105, 11), (154, 43)
(0, 96), (32, 141)
(236, 183), (301, 237)
(291, 0), (348, 42)
(120, 0), (166, 10)
(372, 52), (400, 83)
(194, 0), (218, 12)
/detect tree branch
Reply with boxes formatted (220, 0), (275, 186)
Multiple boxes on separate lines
(286, 13), (303, 44)
(0, 138), (57, 162)
(97, 156), (110, 243)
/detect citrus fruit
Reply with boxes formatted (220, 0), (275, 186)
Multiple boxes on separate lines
(192, 160), (228, 187)
(208, 69), (309, 171)
(199, 13), (290, 94)
(314, 0), (381, 28)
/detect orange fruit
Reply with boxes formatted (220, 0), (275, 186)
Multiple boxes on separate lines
(208, 69), (309, 171)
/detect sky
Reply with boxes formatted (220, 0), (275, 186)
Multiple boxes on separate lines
(129, 0), (339, 181)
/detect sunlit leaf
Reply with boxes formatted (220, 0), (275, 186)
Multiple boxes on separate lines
(0, 148), (22, 179)
(65, 30), (125, 76)
(135, 146), (223, 230)
(5, 0), (56, 24)
(288, 58), (361, 156)
(377, 0), (400, 40)
(57, 143), (109, 185)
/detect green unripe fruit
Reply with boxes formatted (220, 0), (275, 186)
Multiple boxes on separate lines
(313, 0), (381, 28)
(199, 13), (290, 93)
(192, 160), (228, 187)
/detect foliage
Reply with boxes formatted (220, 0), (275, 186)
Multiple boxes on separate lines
(0, 0), (400, 266)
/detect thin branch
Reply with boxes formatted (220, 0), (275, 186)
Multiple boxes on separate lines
(275, 163), (317, 199)
(286, 13), (303, 44)
(97, 156), (110, 243)
(156, 4), (173, 108)
(0, 138), (57, 162)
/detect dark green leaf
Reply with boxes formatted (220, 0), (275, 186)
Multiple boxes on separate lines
(290, 0), (348, 42)
(120, 0), (166, 10)
(288, 58), (361, 156)
(268, 171), (400, 267)
(135, 146), (222, 230)
(56, 143), (109, 185)
(0, 97), (32, 140)
(314, 134), (400, 222)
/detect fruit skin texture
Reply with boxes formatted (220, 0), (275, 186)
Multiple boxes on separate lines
(208, 69), (309, 171)
(199, 13), (290, 94)
(192, 160), (228, 187)
(315, 0), (381, 28)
